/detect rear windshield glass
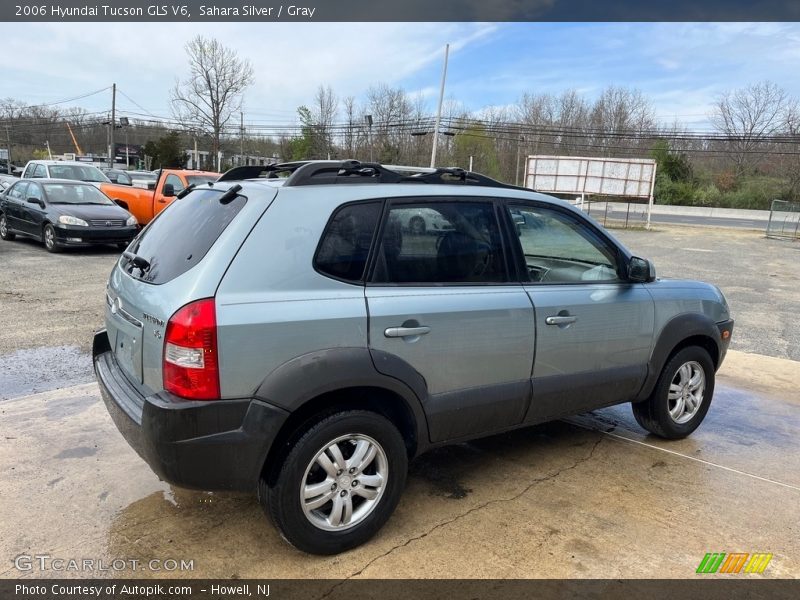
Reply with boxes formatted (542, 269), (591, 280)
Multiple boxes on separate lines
(48, 164), (109, 182)
(121, 189), (246, 284)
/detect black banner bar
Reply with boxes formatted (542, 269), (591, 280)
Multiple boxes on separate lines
(2, 579), (799, 600)
(2, 0), (800, 22)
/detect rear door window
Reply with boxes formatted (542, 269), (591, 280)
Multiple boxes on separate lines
(121, 189), (247, 284)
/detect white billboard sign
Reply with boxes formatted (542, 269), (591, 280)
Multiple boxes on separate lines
(525, 155), (656, 198)
(524, 155), (658, 228)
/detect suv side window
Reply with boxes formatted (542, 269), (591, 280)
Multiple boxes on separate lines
(33, 164), (47, 178)
(508, 204), (621, 283)
(372, 200), (509, 284)
(315, 201), (382, 283)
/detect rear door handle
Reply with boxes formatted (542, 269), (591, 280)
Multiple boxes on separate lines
(384, 326), (431, 338)
(545, 315), (577, 325)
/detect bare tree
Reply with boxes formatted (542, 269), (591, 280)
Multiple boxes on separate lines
(710, 81), (790, 176)
(312, 85), (338, 158)
(170, 36), (254, 169)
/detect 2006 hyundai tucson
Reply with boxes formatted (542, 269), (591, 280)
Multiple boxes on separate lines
(93, 161), (733, 554)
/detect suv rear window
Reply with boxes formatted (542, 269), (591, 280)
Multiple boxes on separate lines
(122, 189), (246, 284)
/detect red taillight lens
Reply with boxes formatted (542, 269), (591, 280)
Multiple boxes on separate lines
(163, 298), (220, 400)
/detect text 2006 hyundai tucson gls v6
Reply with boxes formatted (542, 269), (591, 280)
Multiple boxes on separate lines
(94, 161), (733, 555)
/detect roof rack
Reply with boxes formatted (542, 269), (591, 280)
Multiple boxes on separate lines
(218, 159), (530, 192)
(216, 161), (311, 182)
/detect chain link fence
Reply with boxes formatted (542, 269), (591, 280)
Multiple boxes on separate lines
(766, 199), (800, 240)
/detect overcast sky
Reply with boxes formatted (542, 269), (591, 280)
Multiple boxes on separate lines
(4, 22), (800, 129)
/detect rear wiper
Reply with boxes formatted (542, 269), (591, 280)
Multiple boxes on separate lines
(176, 183), (196, 199)
(122, 251), (151, 272)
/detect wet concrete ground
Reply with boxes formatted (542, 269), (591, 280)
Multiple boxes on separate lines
(1, 350), (797, 580)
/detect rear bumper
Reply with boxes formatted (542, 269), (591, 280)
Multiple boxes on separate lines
(56, 225), (138, 246)
(93, 330), (289, 492)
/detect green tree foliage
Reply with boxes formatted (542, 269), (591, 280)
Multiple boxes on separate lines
(452, 125), (501, 178)
(143, 131), (186, 169)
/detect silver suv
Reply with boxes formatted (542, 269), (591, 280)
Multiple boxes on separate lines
(93, 161), (733, 554)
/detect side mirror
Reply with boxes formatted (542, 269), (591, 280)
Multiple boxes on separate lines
(628, 256), (655, 283)
(27, 197), (44, 208)
(162, 183), (175, 197)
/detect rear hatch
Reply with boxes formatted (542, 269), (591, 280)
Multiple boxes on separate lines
(104, 184), (276, 395)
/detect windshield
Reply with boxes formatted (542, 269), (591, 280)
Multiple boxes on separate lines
(48, 164), (110, 183)
(186, 175), (219, 186)
(43, 183), (114, 205)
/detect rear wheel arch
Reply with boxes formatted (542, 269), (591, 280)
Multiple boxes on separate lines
(260, 385), (419, 487)
(253, 347), (429, 485)
(114, 199), (129, 211)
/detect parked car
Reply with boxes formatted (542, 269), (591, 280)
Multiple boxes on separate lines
(98, 169), (220, 225)
(101, 168), (134, 186)
(0, 174), (17, 192)
(0, 179), (137, 252)
(93, 160), (733, 555)
(21, 160), (110, 183)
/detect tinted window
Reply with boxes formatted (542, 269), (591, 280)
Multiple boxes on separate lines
(315, 202), (382, 282)
(8, 182), (28, 200)
(122, 189), (246, 284)
(26, 183), (43, 202)
(508, 204), (621, 283)
(372, 201), (508, 284)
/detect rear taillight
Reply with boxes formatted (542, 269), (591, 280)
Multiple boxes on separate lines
(163, 298), (220, 400)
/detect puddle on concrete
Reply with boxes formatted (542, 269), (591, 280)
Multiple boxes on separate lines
(0, 345), (93, 400)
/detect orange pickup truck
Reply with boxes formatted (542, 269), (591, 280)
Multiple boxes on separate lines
(100, 169), (219, 225)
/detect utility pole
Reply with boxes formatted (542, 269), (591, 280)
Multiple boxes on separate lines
(430, 43), (450, 168)
(194, 135), (199, 170)
(365, 115), (373, 162)
(45, 140), (52, 160)
(109, 83), (116, 168)
(4, 124), (11, 175)
(240, 111), (244, 166)
(515, 134), (525, 187)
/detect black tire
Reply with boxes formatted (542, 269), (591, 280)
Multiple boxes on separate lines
(632, 345), (715, 439)
(409, 216), (426, 235)
(260, 410), (408, 555)
(43, 223), (61, 253)
(0, 213), (15, 241)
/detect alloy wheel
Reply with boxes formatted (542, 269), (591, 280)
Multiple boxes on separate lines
(668, 360), (705, 424)
(300, 434), (388, 532)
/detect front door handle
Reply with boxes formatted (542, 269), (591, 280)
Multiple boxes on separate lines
(545, 315), (577, 326)
(384, 326), (431, 338)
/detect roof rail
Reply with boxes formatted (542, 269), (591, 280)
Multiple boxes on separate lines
(219, 159), (531, 192)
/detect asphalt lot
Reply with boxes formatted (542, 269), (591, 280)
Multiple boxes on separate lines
(0, 224), (798, 579)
